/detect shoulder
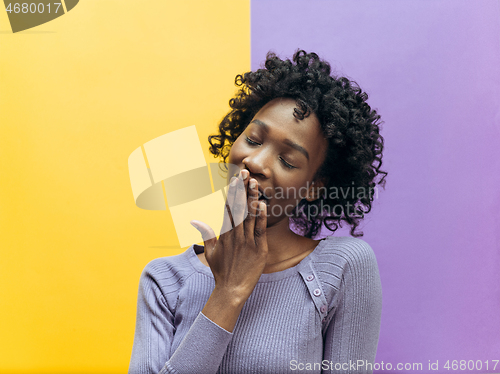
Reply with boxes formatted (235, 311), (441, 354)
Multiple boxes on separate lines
(138, 248), (198, 305)
(141, 248), (197, 285)
(314, 236), (378, 272)
(310, 236), (380, 292)
(309, 236), (382, 313)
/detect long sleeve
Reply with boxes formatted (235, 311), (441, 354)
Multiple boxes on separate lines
(128, 261), (233, 374)
(321, 239), (383, 374)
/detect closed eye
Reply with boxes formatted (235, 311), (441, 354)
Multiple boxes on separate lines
(245, 136), (260, 146)
(245, 136), (296, 169)
(279, 156), (296, 169)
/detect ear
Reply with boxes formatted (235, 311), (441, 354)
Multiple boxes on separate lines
(305, 179), (326, 202)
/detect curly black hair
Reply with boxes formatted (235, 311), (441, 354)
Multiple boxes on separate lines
(208, 50), (387, 238)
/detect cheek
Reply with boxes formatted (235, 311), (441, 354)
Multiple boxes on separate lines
(271, 179), (309, 218)
(274, 177), (310, 204)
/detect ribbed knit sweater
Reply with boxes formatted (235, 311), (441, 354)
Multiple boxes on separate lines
(128, 236), (382, 374)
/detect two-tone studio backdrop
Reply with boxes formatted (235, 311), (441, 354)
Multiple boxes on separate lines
(1, 0), (498, 372)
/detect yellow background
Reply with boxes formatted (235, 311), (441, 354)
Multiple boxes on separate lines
(0, 1), (250, 372)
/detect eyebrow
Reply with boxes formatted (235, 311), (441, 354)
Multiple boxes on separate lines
(250, 119), (310, 161)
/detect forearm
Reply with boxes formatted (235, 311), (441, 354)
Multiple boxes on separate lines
(160, 285), (248, 373)
(129, 262), (237, 374)
(201, 285), (248, 332)
(163, 311), (234, 374)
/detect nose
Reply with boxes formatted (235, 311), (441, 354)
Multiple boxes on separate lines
(243, 148), (271, 179)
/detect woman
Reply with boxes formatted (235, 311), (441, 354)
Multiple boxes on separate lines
(129, 50), (387, 374)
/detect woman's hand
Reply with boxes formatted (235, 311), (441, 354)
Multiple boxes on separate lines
(190, 169), (268, 331)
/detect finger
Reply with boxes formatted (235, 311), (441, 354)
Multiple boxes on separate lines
(253, 201), (268, 250)
(190, 220), (217, 257)
(231, 173), (248, 231)
(221, 176), (238, 236)
(224, 169), (247, 229)
(244, 178), (259, 238)
(238, 169), (250, 229)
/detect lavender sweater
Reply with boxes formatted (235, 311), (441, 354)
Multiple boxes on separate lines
(128, 236), (382, 374)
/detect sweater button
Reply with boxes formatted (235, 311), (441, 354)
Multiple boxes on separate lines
(313, 288), (321, 297)
(306, 274), (314, 282)
(320, 305), (327, 314)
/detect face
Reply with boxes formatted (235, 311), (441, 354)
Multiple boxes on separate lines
(228, 97), (329, 227)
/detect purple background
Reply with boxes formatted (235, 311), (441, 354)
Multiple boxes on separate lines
(252, 1), (500, 372)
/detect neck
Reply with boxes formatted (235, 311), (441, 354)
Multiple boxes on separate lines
(264, 216), (312, 266)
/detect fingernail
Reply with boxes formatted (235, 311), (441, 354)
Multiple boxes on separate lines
(241, 170), (249, 180)
(250, 179), (256, 189)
